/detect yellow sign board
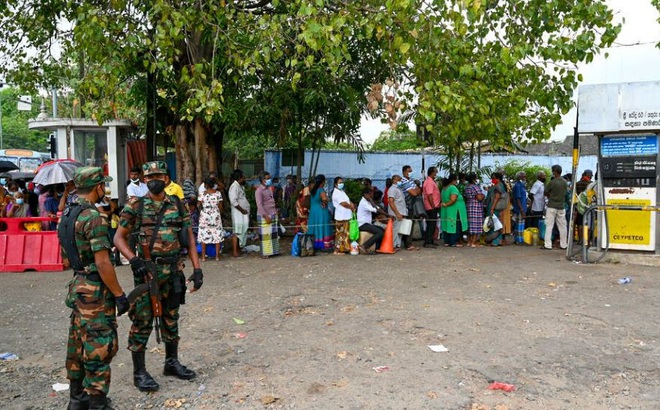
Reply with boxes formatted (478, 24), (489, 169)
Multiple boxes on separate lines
(606, 198), (652, 245)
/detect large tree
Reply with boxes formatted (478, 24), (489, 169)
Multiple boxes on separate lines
(0, 0), (620, 183)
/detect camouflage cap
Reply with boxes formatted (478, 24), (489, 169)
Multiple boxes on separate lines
(73, 166), (113, 188)
(143, 161), (168, 176)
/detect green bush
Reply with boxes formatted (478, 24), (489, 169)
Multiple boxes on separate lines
(342, 179), (364, 205)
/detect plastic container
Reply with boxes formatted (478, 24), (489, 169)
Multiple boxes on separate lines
(398, 219), (412, 235)
(618, 277), (632, 285)
(350, 241), (359, 255)
(523, 228), (539, 246)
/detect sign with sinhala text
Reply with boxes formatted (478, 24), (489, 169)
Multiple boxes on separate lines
(620, 108), (660, 131)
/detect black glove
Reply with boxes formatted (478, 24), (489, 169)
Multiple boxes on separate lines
(129, 257), (148, 279)
(188, 268), (203, 291)
(115, 293), (129, 316)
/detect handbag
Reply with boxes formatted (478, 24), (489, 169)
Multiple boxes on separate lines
(411, 195), (426, 217)
(494, 191), (509, 211)
(349, 213), (360, 241)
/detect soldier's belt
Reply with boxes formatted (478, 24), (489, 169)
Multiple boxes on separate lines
(153, 256), (180, 265)
(75, 271), (101, 282)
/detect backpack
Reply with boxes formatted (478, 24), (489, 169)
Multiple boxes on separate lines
(57, 202), (96, 271)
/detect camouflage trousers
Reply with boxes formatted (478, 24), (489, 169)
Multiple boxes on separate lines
(128, 263), (187, 352)
(66, 275), (118, 395)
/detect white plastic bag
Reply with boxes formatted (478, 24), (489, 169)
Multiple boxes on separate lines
(483, 216), (493, 232)
(492, 214), (503, 231)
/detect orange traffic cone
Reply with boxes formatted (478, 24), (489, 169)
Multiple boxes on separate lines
(377, 219), (396, 254)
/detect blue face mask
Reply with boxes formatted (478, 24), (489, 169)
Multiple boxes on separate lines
(264, 179), (272, 187)
(0, 178), (5, 185)
(337, 183), (345, 190)
(16, 198), (24, 205)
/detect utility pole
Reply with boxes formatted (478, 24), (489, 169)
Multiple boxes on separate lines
(0, 81), (4, 150)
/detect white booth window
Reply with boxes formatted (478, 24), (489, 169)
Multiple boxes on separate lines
(74, 130), (108, 168)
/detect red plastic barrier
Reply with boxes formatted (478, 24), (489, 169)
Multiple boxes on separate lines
(0, 217), (64, 272)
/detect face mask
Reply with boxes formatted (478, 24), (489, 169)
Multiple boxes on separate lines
(131, 178), (140, 184)
(0, 178), (5, 185)
(491, 178), (498, 185)
(264, 179), (272, 187)
(16, 198), (24, 205)
(337, 183), (345, 190)
(147, 179), (166, 195)
(396, 181), (402, 187)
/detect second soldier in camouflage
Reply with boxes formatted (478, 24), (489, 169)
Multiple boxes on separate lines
(114, 161), (203, 392)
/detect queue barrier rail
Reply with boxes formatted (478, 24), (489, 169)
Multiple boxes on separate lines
(0, 217), (63, 272)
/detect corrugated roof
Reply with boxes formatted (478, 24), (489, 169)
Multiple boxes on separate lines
(523, 135), (598, 156)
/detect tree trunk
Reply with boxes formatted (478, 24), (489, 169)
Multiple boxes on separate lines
(175, 124), (191, 181)
(297, 129), (304, 185)
(210, 123), (225, 176)
(193, 118), (206, 187)
(146, 71), (156, 161)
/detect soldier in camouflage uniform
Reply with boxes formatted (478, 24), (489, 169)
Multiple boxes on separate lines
(59, 167), (129, 410)
(114, 161), (203, 392)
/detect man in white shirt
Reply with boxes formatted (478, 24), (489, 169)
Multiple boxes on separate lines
(388, 174), (416, 250)
(228, 169), (250, 250)
(126, 166), (148, 199)
(357, 187), (390, 254)
(528, 171), (546, 229)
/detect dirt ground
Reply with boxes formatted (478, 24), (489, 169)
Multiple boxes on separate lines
(1, 241), (659, 410)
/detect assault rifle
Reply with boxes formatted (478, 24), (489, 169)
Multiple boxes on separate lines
(127, 245), (162, 344)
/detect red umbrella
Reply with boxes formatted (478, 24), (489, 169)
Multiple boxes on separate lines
(36, 158), (84, 174)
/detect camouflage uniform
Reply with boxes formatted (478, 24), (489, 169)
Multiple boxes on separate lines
(62, 168), (117, 396)
(119, 179), (191, 352)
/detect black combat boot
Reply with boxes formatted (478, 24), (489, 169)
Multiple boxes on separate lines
(67, 379), (89, 410)
(88, 393), (114, 410)
(132, 351), (160, 392)
(163, 343), (196, 380)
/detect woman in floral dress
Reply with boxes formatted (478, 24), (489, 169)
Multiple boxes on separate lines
(198, 178), (224, 261)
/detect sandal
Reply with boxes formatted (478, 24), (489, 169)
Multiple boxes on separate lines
(406, 246), (420, 251)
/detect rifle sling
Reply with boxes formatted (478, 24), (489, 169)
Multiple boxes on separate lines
(147, 200), (169, 259)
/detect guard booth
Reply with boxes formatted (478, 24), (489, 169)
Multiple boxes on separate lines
(578, 81), (660, 252)
(28, 118), (134, 201)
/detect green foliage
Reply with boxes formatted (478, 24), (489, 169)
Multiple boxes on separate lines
(370, 128), (425, 152)
(0, 87), (50, 150)
(495, 160), (551, 189)
(341, 179), (364, 205)
(224, 133), (280, 160)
